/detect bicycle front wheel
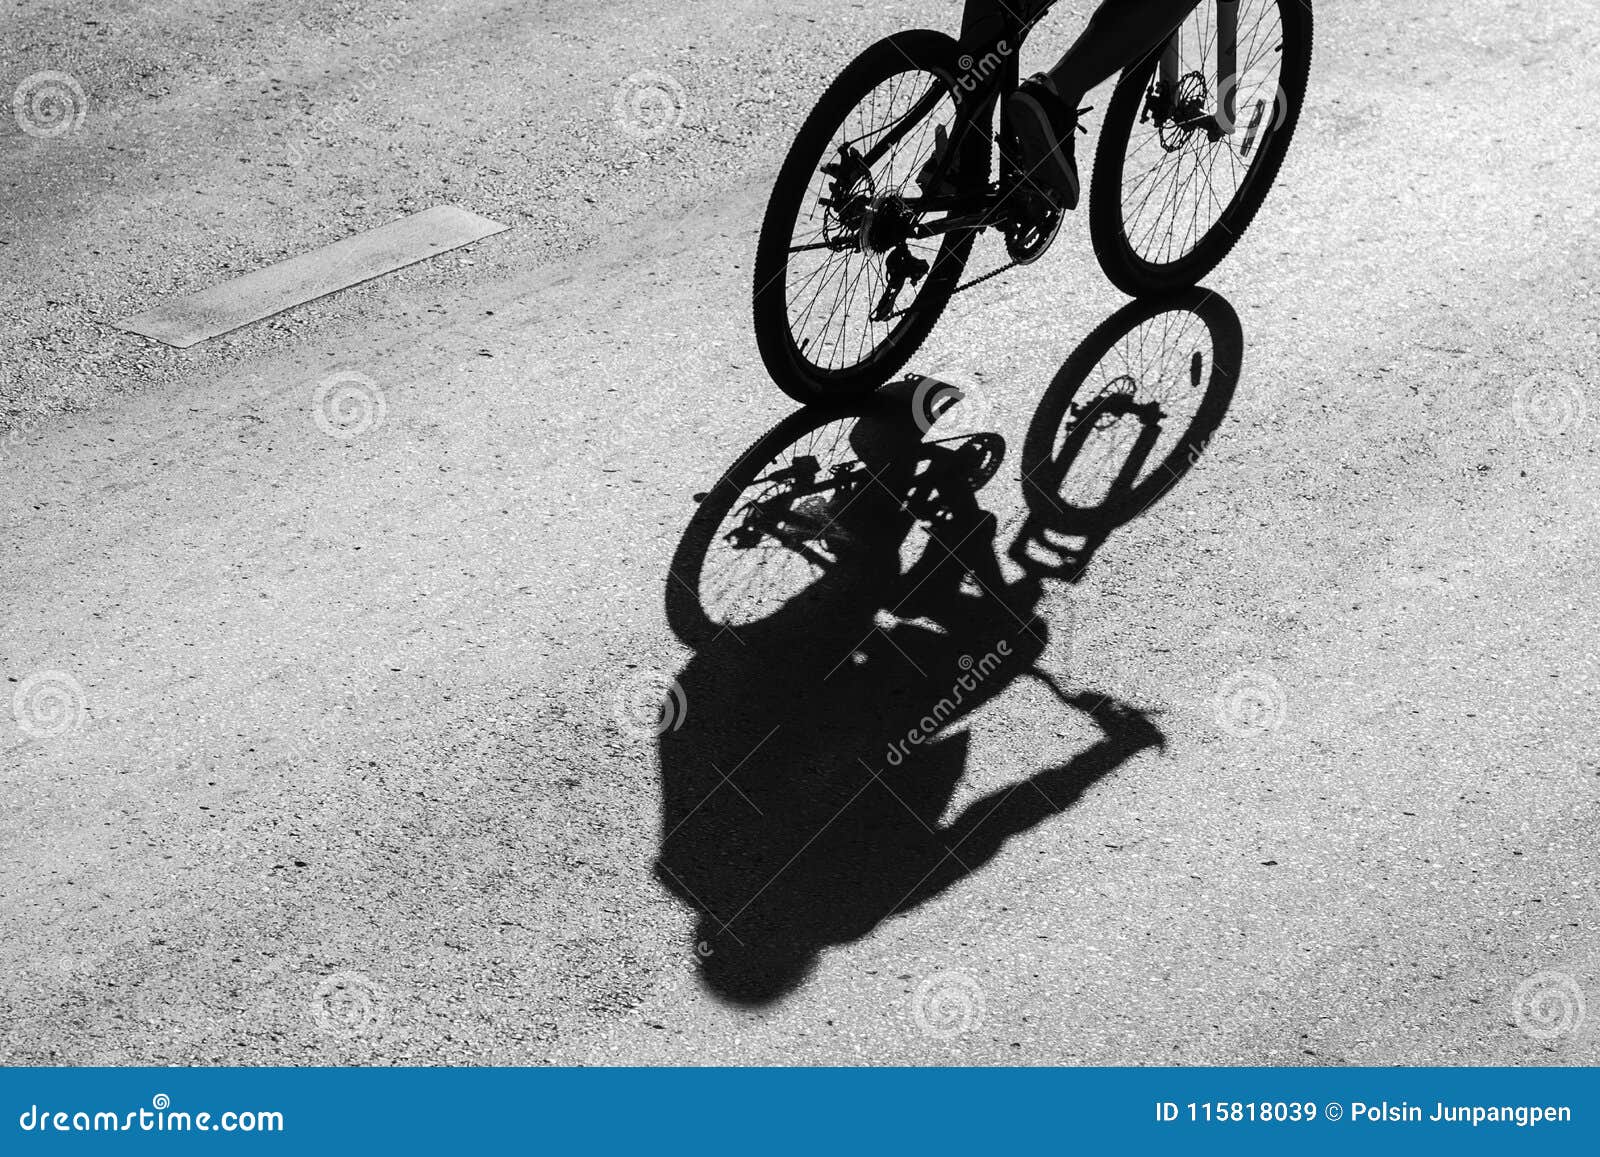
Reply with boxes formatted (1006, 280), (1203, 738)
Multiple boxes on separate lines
(1088, 0), (1313, 296)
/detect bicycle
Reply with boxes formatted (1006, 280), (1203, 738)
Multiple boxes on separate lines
(751, 0), (1310, 404)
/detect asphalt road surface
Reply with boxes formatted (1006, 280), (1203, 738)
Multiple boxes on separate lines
(3, 0), (1598, 1064)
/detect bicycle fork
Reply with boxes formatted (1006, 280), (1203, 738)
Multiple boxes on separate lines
(1157, 0), (1265, 153)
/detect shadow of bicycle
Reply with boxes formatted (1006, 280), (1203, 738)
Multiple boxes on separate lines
(656, 288), (1244, 1005)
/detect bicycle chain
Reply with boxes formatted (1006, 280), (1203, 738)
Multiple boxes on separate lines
(884, 255), (1019, 321)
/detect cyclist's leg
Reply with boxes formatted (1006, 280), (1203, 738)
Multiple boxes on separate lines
(1043, 0), (1203, 109)
(1005, 0), (1203, 205)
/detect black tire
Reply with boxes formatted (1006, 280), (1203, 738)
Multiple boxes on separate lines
(1088, 0), (1313, 296)
(753, 31), (981, 406)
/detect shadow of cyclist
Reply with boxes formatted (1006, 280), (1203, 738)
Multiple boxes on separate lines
(656, 289), (1242, 1005)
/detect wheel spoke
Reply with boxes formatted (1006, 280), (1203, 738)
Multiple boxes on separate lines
(778, 57), (965, 380)
(1113, 0), (1288, 270)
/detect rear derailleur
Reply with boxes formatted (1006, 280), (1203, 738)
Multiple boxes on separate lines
(871, 244), (930, 322)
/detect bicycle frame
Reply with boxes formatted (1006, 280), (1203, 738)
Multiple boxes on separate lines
(869, 0), (1249, 239)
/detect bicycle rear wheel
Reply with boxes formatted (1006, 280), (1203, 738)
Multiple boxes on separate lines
(753, 30), (980, 405)
(1088, 0), (1312, 296)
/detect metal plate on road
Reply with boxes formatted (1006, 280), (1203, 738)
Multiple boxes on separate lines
(114, 205), (509, 348)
